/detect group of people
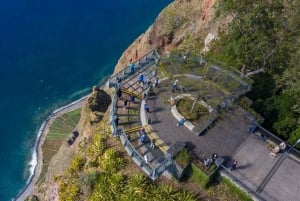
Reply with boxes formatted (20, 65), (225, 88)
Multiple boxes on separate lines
(138, 72), (159, 89)
(203, 153), (238, 171)
(115, 59), (186, 166)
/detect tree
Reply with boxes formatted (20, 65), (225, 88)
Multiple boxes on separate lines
(214, 0), (300, 143)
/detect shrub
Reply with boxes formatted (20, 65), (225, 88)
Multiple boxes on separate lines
(70, 155), (86, 171)
(174, 148), (192, 167)
(190, 164), (210, 188)
(222, 177), (253, 201)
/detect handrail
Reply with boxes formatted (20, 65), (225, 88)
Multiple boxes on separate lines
(109, 93), (119, 136)
(110, 49), (159, 81)
(257, 125), (300, 157)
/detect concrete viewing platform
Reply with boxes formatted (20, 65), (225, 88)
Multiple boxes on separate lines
(108, 50), (300, 201)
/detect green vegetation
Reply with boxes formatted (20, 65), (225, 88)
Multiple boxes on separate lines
(38, 108), (81, 183)
(57, 122), (197, 201)
(189, 163), (211, 188)
(174, 148), (192, 167)
(220, 177), (253, 201)
(47, 109), (81, 139)
(238, 97), (264, 124)
(177, 97), (209, 121)
(187, 164), (253, 200)
(209, 0), (300, 146)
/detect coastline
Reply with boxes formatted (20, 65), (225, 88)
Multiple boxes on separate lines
(14, 95), (89, 201)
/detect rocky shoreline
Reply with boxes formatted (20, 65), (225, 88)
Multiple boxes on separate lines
(14, 95), (88, 201)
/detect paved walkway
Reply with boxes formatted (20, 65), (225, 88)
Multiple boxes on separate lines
(144, 78), (300, 201)
(146, 80), (252, 163)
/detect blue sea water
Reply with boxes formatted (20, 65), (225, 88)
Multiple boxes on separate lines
(0, 0), (172, 200)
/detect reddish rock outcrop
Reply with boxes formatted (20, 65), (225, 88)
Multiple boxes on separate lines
(113, 0), (228, 74)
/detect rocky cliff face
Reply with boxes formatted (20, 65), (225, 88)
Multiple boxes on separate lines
(113, 0), (230, 73)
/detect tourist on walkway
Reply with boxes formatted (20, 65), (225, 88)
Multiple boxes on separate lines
(150, 140), (156, 149)
(144, 103), (150, 113)
(113, 113), (119, 126)
(144, 154), (148, 164)
(212, 153), (219, 161)
(123, 99), (128, 110)
(146, 79), (152, 88)
(138, 73), (144, 84)
(172, 79), (179, 92)
(130, 94), (135, 103)
(177, 118), (186, 127)
(231, 159), (238, 171)
(130, 62), (135, 74)
(204, 158), (212, 167)
(154, 76), (159, 87)
(140, 127), (146, 136)
(140, 133), (147, 144)
(117, 88), (122, 98)
(117, 77), (123, 88)
(126, 134), (131, 141)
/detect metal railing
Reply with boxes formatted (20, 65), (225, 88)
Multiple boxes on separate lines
(109, 93), (119, 136)
(159, 53), (253, 101)
(108, 49), (159, 88)
(118, 128), (174, 180)
(257, 125), (300, 158)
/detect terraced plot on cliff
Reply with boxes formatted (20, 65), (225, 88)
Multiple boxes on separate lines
(38, 108), (81, 183)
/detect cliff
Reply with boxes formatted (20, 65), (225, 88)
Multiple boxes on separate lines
(113, 0), (230, 74)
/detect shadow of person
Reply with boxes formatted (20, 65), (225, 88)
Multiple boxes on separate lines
(236, 162), (252, 170)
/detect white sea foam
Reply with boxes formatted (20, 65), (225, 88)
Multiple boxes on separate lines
(26, 121), (45, 184)
(27, 149), (37, 181)
(69, 87), (91, 99)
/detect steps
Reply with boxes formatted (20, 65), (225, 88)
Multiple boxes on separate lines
(121, 88), (143, 99)
(144, 125), (169, 154)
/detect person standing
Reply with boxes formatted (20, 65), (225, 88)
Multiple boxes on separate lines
(130, 94), (135, 103)
(150, 140), (156, 149)
(144, 103), (150, 113)
(140, 127), (146, 136)
(138, 73), (144, 84)
(172, 79), (179, 92)
(130, 62), (135, 74)
(140, 133), (146, 144)
(154, 77), (159, 87)
(123, 99), (128, 110)
(231, 159), (238, 171)
(144, 154), (148, 164)
(177, 118), (186, 127)
(113, 113), (119, 126)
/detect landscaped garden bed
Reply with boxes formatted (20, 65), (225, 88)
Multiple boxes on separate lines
(176, 97), (209, 121)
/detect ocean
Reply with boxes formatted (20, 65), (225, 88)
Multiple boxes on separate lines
(0, 0), (172, 200)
